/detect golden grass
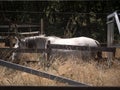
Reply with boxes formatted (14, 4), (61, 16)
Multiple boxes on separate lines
(0, 57), (120, 86)
(0, 43), (120, 86)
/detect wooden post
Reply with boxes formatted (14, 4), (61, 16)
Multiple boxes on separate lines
(41, 18), (44, 34)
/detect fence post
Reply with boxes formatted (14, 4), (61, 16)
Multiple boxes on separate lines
(41, 18), (44, 34)
(107, 18), (114, 67)
(46, 40), (51, 67)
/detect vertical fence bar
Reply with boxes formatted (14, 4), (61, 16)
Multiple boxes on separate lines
(46, 40), (51, 67)
(107, 18), (114, 67)
(41, 18), (44, 34)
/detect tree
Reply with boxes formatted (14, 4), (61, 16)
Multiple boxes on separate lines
(0, 1), (120, 43)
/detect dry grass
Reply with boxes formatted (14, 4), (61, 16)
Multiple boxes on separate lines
(0, 43), (120, 86)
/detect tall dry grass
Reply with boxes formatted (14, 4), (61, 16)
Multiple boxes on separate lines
(0, 43), (120, 86)
(0, 55), (120, 86)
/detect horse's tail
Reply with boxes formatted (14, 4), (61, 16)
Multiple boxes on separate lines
(95, 40), (100, 47)
(95, 40), (102, 59)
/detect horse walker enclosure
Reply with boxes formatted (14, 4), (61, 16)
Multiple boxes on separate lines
(0, 11), (119, 64)
(0, 11), (119, 86)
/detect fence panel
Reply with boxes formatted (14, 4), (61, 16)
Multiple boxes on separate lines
(49, 44), (116, 52)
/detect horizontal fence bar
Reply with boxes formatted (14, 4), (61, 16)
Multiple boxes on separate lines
(0, 10), (109, 14)
(20, 33), (39, 37)
(17, 25), (40, 28)
(49, 44), (116, 52)
(0, 32), (16, 36)
(0, 25), (40, 28)
(100, 47), (116, 52)
(0, 45), (116, 53)
(0, 25), (9, 28)
(0, 32), (39, 36)
(0, 59), (90, 86)
(19, 31), (39, 35)
(0, 48), (47, 53)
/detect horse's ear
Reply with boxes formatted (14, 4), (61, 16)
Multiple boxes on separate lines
(15, 36), (21, 42)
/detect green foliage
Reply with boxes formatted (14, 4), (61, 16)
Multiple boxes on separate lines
(0, 1), (120, 43)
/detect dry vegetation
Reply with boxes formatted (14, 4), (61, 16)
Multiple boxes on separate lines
(0, 43), (120, 86)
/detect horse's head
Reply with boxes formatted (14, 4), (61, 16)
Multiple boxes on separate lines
(13, 36), (27, 49)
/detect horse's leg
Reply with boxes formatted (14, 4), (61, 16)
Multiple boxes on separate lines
(97, 51), (102, 59)
(11, 52), (21, 64)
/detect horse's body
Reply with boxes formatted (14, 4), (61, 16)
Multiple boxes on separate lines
(49, 36), (101, 59)
(11, 35), (102, 63)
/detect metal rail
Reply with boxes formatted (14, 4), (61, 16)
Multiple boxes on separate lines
(0, 59), (90, 86)
(0, 45), (116, 53)
(0, 25), (40, 28)
(49, 44), (116, 52)
(0, 32), (39, 36)
(0, 48), (46, 53)
(0, 10), (108, 14)
(107, 11), (120, 34)
(19, 31), (39, 35)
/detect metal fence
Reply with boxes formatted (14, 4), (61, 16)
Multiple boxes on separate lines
(0, 41), (116, 63)
(0, 40), (116, 86)
(0, 59), (90, 86)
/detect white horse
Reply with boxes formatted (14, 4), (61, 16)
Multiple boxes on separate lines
(11, 35), (102, 63)
(47, 36), (102, 59)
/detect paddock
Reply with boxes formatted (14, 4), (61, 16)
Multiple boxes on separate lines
(0, 12), (119, 86)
